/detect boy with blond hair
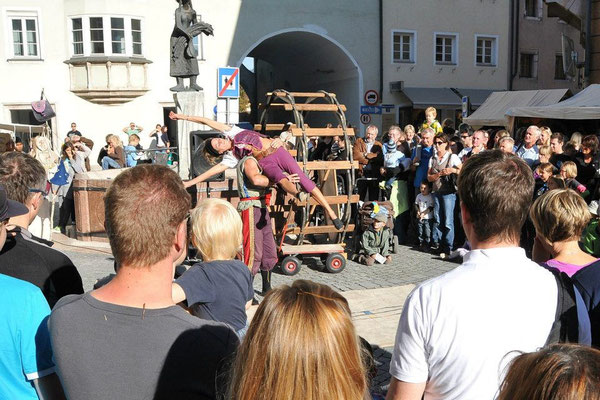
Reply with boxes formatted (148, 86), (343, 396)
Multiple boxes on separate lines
(420, 107), (443, 134)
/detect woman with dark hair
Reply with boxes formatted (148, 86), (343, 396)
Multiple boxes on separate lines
(497, 344), (600, 400)
(169, 112), (345, 229)
(55, 140), (90, 234)
(575, 134), (600, 189)
(427, 133), (461, 255)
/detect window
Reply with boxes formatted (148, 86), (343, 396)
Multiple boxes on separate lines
(434, 33), (458, 65)
(475, 35), (497, 66)
(9, 15), (39, 58)
(555, 54), (566, 80)
(392, 31), (416, 63)
(69, 16), (144, 57)
(519, 52), (538, 78)
(72, 18), (83, 55)
(525, 0), (542, 18)
(90, 17), (104, 54)
(111, 17), (125, 54)
(131, 19), (142, 55)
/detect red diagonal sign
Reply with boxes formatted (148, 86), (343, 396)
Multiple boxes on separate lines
(219, 68), (239, 97)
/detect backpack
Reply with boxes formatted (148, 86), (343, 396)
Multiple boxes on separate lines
(544, 267), (590, 345)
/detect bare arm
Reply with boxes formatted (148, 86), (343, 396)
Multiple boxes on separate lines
(244, 158), (270, 187)
(33, 373), (67, 400)
(172, 282), (186, 304)
(183, 163), (229, 188)
(386, 378), (426, 400)
(169, 112), (232, 133)
(427, 167), (439, 182)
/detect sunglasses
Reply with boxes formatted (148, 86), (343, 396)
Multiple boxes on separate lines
(434, 141), (446, 145)
(29, 188), (48, 198)
(461, 135), (469, 139)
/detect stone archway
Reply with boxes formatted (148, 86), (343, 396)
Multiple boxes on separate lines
(236, 28), (362, 128)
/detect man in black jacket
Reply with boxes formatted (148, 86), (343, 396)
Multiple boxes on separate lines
(0, 152), (83, 307)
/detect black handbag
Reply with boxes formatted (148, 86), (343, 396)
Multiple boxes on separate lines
(31, 90), (55, 122)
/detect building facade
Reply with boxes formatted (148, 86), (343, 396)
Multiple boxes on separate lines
(511, 0), (584, 92)
(382, 0), (510, 131)
(0, 0), (379, 164)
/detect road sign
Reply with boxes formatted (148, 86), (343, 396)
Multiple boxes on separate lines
(360, 114), (371, 125)
(381, 103), (395, 112)
(360, 105), (382, 115)
(462, 96), (470, 118)
(364, 89), (379, 105)
(218, 67), (240, 98)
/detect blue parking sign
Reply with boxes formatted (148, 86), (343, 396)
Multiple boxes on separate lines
(218, 67), (240, 98)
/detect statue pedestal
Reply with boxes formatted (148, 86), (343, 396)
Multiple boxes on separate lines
(174, 91), (205, 180)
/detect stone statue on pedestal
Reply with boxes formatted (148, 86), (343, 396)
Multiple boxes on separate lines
(170, 0), (213, 92)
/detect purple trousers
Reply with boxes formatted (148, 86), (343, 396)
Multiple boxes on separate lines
(258, 147), (316, 192)
(251, 207), (278, 275)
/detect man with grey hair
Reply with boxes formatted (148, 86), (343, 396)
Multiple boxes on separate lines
(516, 125), (540, 167)
(353, 124), (383, 201)
(0, 152), (82, 307)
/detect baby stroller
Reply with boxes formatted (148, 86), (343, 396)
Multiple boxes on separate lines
(352, 201), (400, 258)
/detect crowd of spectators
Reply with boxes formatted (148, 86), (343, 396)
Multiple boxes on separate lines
(2, 110), (600, 399)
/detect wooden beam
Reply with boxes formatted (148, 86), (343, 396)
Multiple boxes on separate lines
(280, 243), (345, 255)
(290, 127), (355, 137)
(296, 194), (359, 206)
(267, 91), (334, 98)
(298, 160), (359, 170)
(283, 103), (346, 112)
(253, 123), (295, 131)
(287, 224), (355, 235)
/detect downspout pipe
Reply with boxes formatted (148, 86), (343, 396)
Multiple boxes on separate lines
(585, 0), (592, 87)
(508, 0), (515, 90)
(379, 0), (383, 98)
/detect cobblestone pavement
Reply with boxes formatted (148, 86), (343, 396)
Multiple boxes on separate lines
(60, 243), (458, 396)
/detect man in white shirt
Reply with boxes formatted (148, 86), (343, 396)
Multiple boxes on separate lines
(515, 125), (540, 167)
(387, 150), (560, 400)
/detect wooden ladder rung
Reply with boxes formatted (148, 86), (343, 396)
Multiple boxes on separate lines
(287, 224), (355, 235)
(296, 194), (359, 206)
(253, 123), (296, 131)
(267, 91), (334, 98)
(280, 243), (345, 255)
(298, 160), (359, 170)
(290, 127), (355, 137)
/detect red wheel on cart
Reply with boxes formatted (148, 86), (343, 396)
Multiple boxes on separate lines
(280, 256), (301, 276)
(325, 253), (346, 274)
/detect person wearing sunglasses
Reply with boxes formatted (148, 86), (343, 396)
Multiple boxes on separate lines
(427, 133), (462, 255)
(0, 152), (83, 308)
(0, 183), (67, 400)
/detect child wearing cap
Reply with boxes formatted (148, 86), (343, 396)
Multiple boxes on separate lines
(380, 139), (411, 194)
(358, 207), (392, 266)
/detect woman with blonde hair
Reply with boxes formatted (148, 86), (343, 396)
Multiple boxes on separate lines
(531, 188), (597, 276)
(227, 280), (369, 400)
(101, 134), (125, 169)
(172, 198), (253, 337)
(497, 344), (600, 400)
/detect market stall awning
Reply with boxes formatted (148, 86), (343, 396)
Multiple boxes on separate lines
(401, 87), (461, 109)
(463, 88), (568, 127)
(506, 84), (600, 120)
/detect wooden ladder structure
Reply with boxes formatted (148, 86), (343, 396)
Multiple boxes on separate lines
(255, 90), (359, 273)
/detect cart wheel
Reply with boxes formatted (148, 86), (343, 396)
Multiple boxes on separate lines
(392, 235), (400, 254)
(325, 253), (346, 274)
(280, 256), (301, 276)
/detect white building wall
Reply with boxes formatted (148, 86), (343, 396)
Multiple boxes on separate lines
(0, 0), (380, 162)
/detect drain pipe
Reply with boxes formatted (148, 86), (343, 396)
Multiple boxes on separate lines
(379, 0), (383, 98)
(508, 0), (515, 90)
(585, 0), (592, 87)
